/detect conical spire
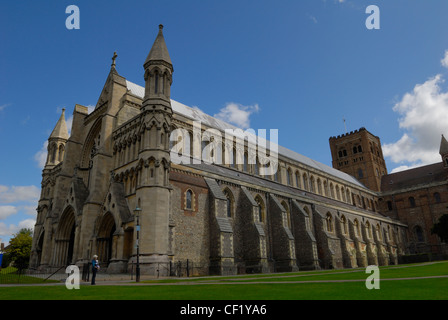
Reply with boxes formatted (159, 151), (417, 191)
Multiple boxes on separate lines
(142, 24), (174, 111)
(50, 108), (69, 140)
(144, 24), (172, 68)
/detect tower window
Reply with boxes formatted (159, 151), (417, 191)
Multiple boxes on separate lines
(353, 145), (362, 154)
(338, 149), (347, 158)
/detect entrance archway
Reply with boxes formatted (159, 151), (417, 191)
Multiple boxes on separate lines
(96, 212), (117, 266)
(54, 207), (76, 266)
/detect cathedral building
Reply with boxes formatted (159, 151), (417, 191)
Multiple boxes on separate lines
(30, 25), (431, 276)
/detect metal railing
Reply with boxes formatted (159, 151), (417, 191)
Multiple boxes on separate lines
(0, 265), (68, 284)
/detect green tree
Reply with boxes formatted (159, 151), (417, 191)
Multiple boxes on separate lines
(431, 214), (448, 243)
(6, 228), (33, 270)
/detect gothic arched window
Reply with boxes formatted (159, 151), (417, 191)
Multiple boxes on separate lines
(255, 195), (265, 223)
(185, 189), (193, 210)
(341, 215), (348, 234)
(354, 219), (360, 237)
(326, 213), (333, 232)
(224, 189), (234, 218)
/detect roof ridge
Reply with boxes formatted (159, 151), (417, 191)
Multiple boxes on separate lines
(124, 80), (366, 189)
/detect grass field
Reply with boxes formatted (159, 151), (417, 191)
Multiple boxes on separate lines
(0, 266), (59, 285)
(1, 261), (447, 300)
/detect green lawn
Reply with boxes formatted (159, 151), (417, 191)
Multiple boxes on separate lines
(1, 261), (447, 300)
(0, 266), (59, 285)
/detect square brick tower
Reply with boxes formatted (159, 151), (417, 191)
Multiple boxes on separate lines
(329, 127), (387, 192)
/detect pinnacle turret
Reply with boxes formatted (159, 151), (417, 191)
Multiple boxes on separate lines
(439, 134), (448, 155)
(142, 24), (173, 111)
(50, 108), (69, 140)
(46, 109), (69, 167)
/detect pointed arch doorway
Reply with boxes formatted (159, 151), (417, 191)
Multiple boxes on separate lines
(55, 207), (76, 266)
(96, 212), (117, 267)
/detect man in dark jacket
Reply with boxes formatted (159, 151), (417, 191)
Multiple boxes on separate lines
(91, 255), (99, 285)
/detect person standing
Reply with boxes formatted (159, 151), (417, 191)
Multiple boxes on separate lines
(91, 255), (99, 285)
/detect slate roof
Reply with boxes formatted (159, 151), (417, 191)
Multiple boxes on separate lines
(381, 162), (446, 193)
(125, 80), (367, 190)
(186, 161), (395, 222)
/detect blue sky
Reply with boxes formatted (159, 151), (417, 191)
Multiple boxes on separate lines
(2, 0), (448, 245)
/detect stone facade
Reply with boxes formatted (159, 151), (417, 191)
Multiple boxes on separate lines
(379, 161), (448, 257)
(331, 130), (448, 259)
(30, 25), (411, 276)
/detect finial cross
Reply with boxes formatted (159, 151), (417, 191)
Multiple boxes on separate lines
(111, 51), (117, 68)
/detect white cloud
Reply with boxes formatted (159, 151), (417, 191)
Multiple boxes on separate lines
(0, 219), (35, 239)
(0, 185), (40, 204)
(0, 206), (18, 220)
(20, 205), (37, 217)
(0, 222), (18, 238)
(34, 141), (48, 169)
(0, 185), (39, 243)
(17, 219), (36, 231)
(441, 50), (448, 69)
(389, 164), (422, 174)
(383, 73), (448, 171)
(307, 14), (318, 24)
(214, 103), (259, 129)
